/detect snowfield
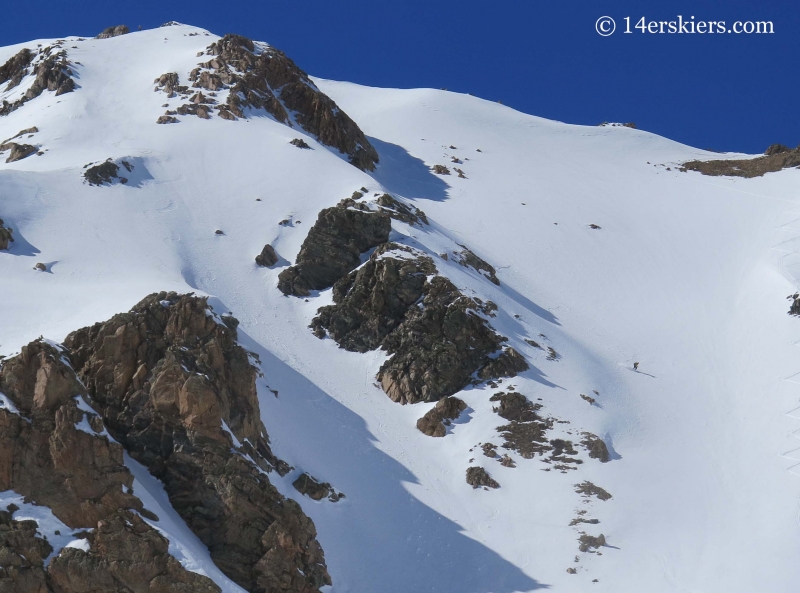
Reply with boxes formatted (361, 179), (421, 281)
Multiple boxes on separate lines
(1, 23), (799, 592)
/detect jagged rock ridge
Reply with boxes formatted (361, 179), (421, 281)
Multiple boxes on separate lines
(187, 34), (379, 170)
(64, 292), (330, 592)
(0, 44), (75, 117)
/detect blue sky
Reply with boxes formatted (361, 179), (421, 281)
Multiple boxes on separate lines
(2, 0), (796, 153)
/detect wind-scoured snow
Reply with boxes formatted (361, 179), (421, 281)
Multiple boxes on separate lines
(1, 22), (799, 593)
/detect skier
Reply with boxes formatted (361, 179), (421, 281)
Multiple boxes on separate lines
(633, 362), (639, 371)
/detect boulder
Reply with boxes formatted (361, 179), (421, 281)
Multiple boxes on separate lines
(416, 396), (467, 437)
(0, 219), (13, 250)
(255, 244), (279, 267)
(465, 467), (499, 489)
(4, 143), (37, 163)
(278, 204), (390, 296)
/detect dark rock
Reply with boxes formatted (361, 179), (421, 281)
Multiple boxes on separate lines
(589, 223), (601, 229)
(788, 293), (800, 316)
(33, 263), (46, 271)
(3, 143), (37, 163)
(290, 138), (311, 149)
(199, 34), (379, 170)
(0, 48), (33, 92)
(465, 467), (499, 489)
(681, 146), (800, 178)
(95, 25), (129, 39)
(0, 218), (13, 250)
(157, 115), (179, 124)
(154, 72), (180, 96)
(83, 160), (120, 186)
(278, 204), (391, 297)
(450, 245), (499, 285)
(581, 432), (610, 462)
(499, 454), (516, 467)
(765, 143), (790, 156)
(432, 165), (450, 175)
(64, 292), (330, 592)
(489, 392), (540, 422)
(1, 126), (38, 144)
(311, 244), (435, 350)
(292, 473), (343, 502)
(580, 393), (596, 405)
(416, 396), (467, 437)
(482, 443), (497, 457)
(575, 481), (612, 501)
(255, 244), (279, 267)
(0, 511), (53, 592)
(0, 47), (74, 117)
(478, 348), (528, 379)
(375, 193), (428, 226)
(0, 340), (143, 529)
(48, 510), (220, 593)
(578, 533), (606, 552)
(214, 229), (224, 235)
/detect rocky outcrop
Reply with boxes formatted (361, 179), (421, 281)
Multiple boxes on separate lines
(310, 243), (434, 350)
(310, 241), (525, 403)
(292, 473), (344, 502)
(255, 244), (279, 267)
(490, 391), (554, 459)
(0, 46), (74, 117)
(95, 25), (129, 39)
(478, 347), (528, 379)
(192, 34), (379, 170)
(64, 292), (330, 592)
(681, 145), (800, 178)
(580, 432), (610, 463)
(0, 219), (12, 250)
(278, 203), (391, 297)
(416, 396), (467, 437)
(0, 508), (53, 592)
(2, 143), (37, 163)
(465, 467), (499, 489)
(375, 193), (428, 226)
(48, 511), (220, 593)
(490, 391), (540, 422)
(376, 274), (507, 404)
(83, 159), (133, 186)
(0, 340), (142, 527)
(451, 245), (499, 285)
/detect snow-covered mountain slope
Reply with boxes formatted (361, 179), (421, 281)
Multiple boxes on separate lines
(1, 22), (800, 593)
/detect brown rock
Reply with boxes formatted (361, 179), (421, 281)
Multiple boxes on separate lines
(416, 396), (467, 437)
(3, 143), (37, 163)
(95, 25), (129, 39)
(465, 467), (499, 489)
(64, 292), (331, 592)
(255, 244), (279, 267)
(33, 263), (46, 272)
(157, 115), (179, 124)
(0, 219), (13, 250)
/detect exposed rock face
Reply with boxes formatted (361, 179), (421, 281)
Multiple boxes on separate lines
(95, 25), (129, 39)
(255, 244), (279, 267)
(156, 115), (179, 124)
(278, 204), (391, 297)
(478, 348), (528, 379)
(0, 218), (13, 250)
(377, 275), (506, 404)
(375, 193), (428, 226)
(2, 126), (39, 144)
(465, 467), (499, 489)
(2, 143), (37, 163)
(788, 293), (800, 316)
(83, 159), (132, 186)
(681, 146), (800, 178)
(416, 396), (467, 437)
(309, 241), (524, 404)
(290, 138), (311, 149)
(580, 432), (610, 462)
(490, 391), (554, 459)
(490, 392), (540, 423)
(0, 509), (53, 592)
(292, 473), (344, 502)
(311, 244), (434, 351)
(49, 511), (221, 593)
(0, 48), (33, 92)
(153, 72), (186, 98)
(575, 481), (612, 501)
(451, 246), (499, 285)
(578, 533), (605, 552)
(194, 34), (379, 170)
(64, 292), (330, 592)
(0, 46), (74, 117)
(0, 340), (142, 528)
